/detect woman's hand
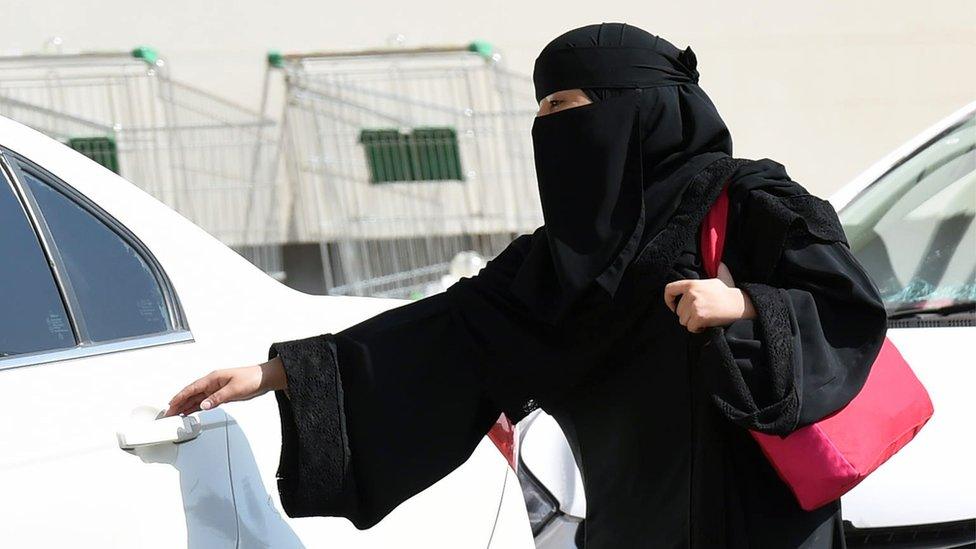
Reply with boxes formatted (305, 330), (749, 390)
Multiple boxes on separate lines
(163, 357), (287, 417)
(664, 262), (756, 333)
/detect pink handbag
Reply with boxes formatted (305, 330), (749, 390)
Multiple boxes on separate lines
(700, 184), (934, 511)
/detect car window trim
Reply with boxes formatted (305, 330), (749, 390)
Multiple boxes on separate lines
(0, 150), (90, 342)
(0, 147), (192, 370)
(0, 331), (194, 371)
(5, 149), (189, 332)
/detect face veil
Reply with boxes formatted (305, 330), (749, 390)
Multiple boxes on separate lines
(511, 22), (733, 325)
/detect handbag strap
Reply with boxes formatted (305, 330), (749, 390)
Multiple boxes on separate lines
(700, 183), (730, 279)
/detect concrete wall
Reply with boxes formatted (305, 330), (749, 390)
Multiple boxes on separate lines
(2, 0), (973, 196)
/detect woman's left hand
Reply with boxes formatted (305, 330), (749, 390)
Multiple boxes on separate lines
(664, 262), (756, 333)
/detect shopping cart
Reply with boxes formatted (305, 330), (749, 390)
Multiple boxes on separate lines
(0, 46), (284, 278)
(264, 41), (541, 298)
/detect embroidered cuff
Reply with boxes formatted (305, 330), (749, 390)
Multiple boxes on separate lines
(701, 282), (800, 436)
(269, 334), (360, 521)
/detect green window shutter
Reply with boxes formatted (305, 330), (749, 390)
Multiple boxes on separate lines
(67, 137), (120, 174)
(359, 127), (463, 184)
(359, 129), (409, 183)
(412, 127), (463, 181)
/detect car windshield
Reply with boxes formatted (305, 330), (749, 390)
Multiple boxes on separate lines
(840, 112), (975, 316)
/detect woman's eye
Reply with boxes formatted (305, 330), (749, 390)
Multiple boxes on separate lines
(549, 100), (562, 109)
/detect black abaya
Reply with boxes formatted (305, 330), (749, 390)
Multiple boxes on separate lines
(268, 156), (888, 547)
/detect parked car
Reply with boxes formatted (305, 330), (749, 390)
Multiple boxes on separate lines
(0, 114), (534, 548)
(518, 101), (976, 548)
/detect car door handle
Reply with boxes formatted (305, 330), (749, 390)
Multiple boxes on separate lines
(117, 409), (202, 449)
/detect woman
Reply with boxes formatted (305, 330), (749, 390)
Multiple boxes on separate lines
(166, 23), (887, 548)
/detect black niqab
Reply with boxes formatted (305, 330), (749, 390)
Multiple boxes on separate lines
(512, 22), (733, 324)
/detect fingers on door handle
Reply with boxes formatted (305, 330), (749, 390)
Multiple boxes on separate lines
(117, 407), (202, 449)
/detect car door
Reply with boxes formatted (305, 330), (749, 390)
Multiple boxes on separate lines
(0, 150), (238, 547)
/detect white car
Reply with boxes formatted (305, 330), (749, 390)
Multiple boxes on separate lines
(0, 114), (534, 548)
(518, 101), (976, 548)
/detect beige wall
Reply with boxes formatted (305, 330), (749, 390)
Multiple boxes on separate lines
(2, 0), (974, 196)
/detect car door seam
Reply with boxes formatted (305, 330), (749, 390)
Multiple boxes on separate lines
(223, 414), (242, 549)
(485, 465), (509, 549)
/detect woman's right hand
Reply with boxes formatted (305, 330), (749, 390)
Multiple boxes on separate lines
(163, 357), (287, 417)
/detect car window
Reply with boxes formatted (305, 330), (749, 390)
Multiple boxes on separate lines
(840, 114), (975, 314)
(18, 167), (172, 342)
(0, 170), (76, 357)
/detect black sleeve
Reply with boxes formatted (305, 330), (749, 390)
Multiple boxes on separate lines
(267, 234), (622, 528)
(700, 185), (889, 436)
(268, 291), (501, 529)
